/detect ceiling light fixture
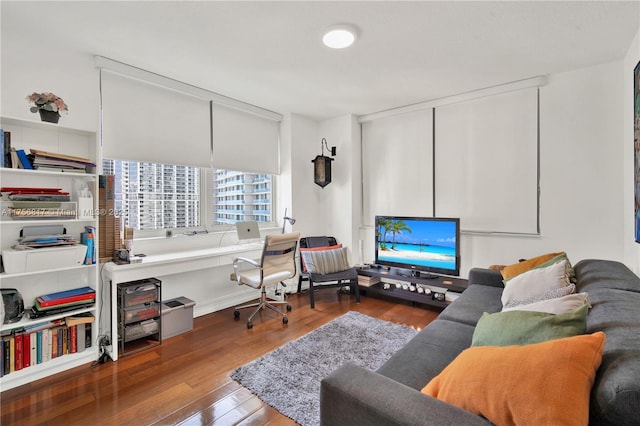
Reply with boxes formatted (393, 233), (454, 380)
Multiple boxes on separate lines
(322, 24), (358, 49)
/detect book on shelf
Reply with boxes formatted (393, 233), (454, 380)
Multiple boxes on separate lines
(29, 149), (95, 167)
(36, 286), (96, 307)
(23, 333), (31, 369)
(28, 301), (95, 319)
(14, 333), (23, 371)
(1, 129), (13, 168)
(35, 297), (96, 312)
(35, 292), (96, 309)
(65, 312), (95, 327)
(10, 148), (21, 169)
(15, 149), (33, 169)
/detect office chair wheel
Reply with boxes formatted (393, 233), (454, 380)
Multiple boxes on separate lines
(283, 316), (288, 324)
(247, 321), (253, 329)
(286, 304), (292, 312)
(233, 309), (240, 319)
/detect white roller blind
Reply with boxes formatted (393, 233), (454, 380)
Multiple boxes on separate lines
(100, 70), (212, 167)
(434, 87), (539, 233)
(361, 109), (434, 225)
(211, 104), (280, 174)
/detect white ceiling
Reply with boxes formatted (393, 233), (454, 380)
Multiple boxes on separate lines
(2, 1), (639, 120)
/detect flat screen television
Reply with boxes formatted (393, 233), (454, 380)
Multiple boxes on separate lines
(375, 216), (460, 277)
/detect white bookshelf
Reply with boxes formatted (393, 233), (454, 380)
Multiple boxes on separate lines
(0, 116), (100, 391)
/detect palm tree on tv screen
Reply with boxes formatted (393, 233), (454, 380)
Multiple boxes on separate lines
(390, 220), (412, 250)
(377, 217), (393, 250)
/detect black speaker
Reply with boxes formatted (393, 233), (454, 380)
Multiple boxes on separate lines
(1, 288), (24, 324)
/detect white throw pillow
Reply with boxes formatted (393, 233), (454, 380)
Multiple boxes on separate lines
(300, 247), (350, 275)
(502, 292), (591, 314)
(501, 259), (571, 308)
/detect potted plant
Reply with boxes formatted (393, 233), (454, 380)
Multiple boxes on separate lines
(26, 92), (69, 123)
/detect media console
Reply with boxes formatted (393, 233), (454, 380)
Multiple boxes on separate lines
(356, 267), (468, 309)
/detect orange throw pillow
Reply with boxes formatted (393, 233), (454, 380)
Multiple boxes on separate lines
(500, 251), (565, 280)
(421, 332), (606, 426)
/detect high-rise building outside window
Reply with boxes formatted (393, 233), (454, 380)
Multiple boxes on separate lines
(102, 160), (272, 231)
(212, 169), (272, 225)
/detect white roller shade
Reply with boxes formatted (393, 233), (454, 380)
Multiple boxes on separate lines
(434, 87), (539, 234)
(211, 104), (280, 174)
(100, 70), (212, 167)
(362, 109), (434, 225)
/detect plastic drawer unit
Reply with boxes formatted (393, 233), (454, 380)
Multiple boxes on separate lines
(117, 278), (161, 356)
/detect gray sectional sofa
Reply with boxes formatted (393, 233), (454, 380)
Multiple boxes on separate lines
(320, 259), (640, 425)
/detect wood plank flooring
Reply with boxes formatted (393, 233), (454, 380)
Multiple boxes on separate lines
(1, 290), (440, 425)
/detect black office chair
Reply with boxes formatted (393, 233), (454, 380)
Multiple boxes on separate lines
(297, 236), (339, 293)
(300, 246), (360, 309)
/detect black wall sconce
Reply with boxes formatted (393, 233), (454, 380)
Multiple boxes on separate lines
(312, 138), (336, 188)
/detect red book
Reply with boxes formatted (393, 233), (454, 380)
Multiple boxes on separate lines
(14, 334), (23, 371)
(36, 293), (96, 308)
(23, 333), (30, 368)
(69, 326), (77, 354)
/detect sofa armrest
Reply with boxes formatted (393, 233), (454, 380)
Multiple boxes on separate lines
(468, 267), (504, 288)
(320, 363), (491, 426)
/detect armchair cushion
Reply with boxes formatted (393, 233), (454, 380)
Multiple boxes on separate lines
(300, 244), (343, 273)
(301, 247), (350, 275)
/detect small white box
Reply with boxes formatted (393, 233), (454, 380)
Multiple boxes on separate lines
(2, 244), (88, 274)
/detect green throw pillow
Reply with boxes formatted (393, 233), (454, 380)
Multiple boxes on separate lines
(471, 304), (588, 347)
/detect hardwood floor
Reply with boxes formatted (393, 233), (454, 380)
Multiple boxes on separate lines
(1, 290), (440, 425)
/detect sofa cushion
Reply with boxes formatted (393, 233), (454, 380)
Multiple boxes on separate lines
(438, 284), (503, 326)
(501, 259), (571, 308)
(574, 259), (640, 293)
(582, 286), (640, 424)
(500, 251), (564, 279)
(471, 304), (588, 347)
(376, 319), (475, 390)
(422, 332), (606, 426)
(501, 291), (591, 314)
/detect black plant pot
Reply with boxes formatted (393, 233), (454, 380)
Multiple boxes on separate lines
(39, 109), (60, 124)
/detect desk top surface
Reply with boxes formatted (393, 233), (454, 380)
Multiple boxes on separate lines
(104, 242), (263, 271)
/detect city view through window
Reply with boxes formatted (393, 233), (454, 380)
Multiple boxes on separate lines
(103, 160), (272, 230)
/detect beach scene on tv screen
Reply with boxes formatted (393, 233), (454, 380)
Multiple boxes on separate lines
(376, 218), (457, 270)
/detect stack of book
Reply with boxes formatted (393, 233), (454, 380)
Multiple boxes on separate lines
(357, 275), (381, 287)
(28, 149), (95, 173)
(28, 287), (96, 319)
(0, 313), (94, 376)
(1, 186), (71, 202)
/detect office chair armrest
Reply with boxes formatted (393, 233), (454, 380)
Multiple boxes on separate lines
(233, 257), (260, 268)
(232, 257), (262, 284)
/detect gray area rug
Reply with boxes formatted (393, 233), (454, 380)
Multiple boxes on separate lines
(230, 310), (418, 426)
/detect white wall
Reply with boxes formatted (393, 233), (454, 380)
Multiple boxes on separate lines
(1, 32), (98, 131)
(359, 61), (627, 277)
(624, 29), (640, 274)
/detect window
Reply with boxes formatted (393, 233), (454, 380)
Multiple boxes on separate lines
(102, 160), (273, 231)
(212, 169), (273, 225)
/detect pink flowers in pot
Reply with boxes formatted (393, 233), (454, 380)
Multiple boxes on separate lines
(26, 92), (69, 114)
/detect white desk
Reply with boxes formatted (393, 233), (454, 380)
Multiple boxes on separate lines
(103, 242), (263, 360)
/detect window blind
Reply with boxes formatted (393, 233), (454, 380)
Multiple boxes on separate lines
(211, 104), (280, 174)
(100, 70), (212, 168)
(361, 109), (434, 225)
(434, 87), (539, 234)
